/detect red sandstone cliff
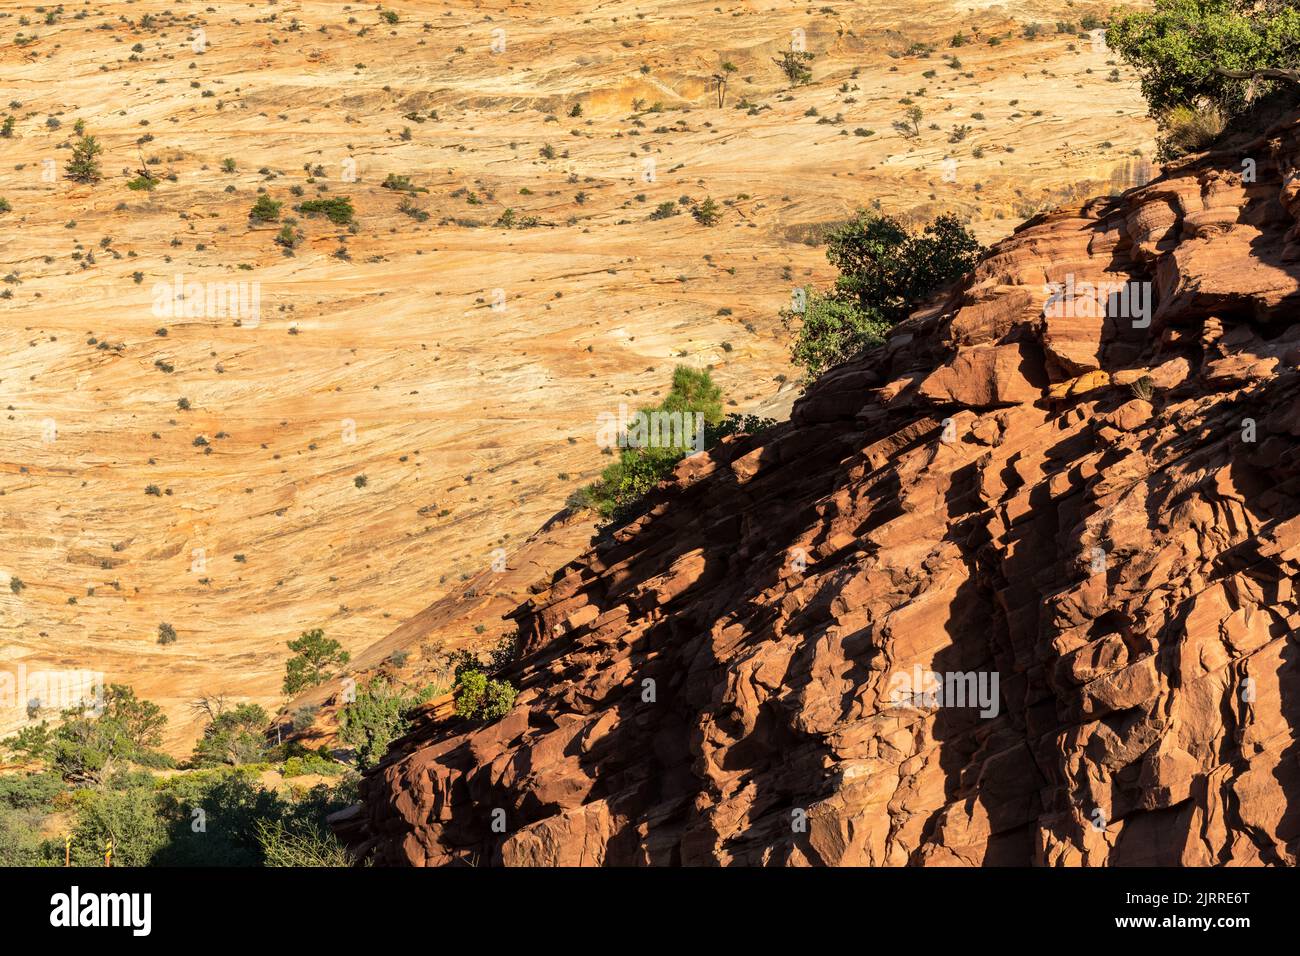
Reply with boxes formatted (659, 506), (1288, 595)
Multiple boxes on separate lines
(335, 111), (1300, 866)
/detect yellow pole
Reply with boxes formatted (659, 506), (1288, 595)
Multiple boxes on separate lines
(104, 838), (113, 867)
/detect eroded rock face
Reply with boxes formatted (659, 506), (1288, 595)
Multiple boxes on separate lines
(340, 114), (1300, 866)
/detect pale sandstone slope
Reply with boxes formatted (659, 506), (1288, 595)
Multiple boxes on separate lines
(0, 0), (1149, 748)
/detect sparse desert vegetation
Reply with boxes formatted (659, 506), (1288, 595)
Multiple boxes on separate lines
(0, 0), (1153, 756)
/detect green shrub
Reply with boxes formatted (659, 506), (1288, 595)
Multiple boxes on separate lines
(49, 718), (113, 784)
(49, 685), (168, 783)
(786, 289), (892, 378)
(692, 197), (721, 226)
(2, 723), (52, 762)
(255, 817), (351, 866)
(337, 678), (435, 770)
(289, 704), (319, 732)
(18, 760), (358, 867)
(1154, 102), (1228, 159)
(453, 669), (517, 722)
(151, 768), (355, 866)
(191, 701), (270, 767)
(282, 752), (344, 778)
(0, 806), (54, 866)
(1131, 375), (1157, 401)
(703, 413), (777, 447)
(576, 366), (724, 522)
(648, 201), (678, 220)
(773, 50), (815, 85)
(453, 669), (487, 718)
(381, 173), (426, 193)
(298, 196), (355, 224)
(480, 679), (518, 720)
(783, 212), (982, 378)
(249, 194), (282, 222)
(69, 785), (168, 866)
(0, 772), (63, 811)
(152, 767), (279, 866)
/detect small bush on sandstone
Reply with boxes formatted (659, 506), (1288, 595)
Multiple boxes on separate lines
(298, 196), (355, 225)
(576, 366), (723, 521)
(786, 290), (893, 377)
(1156, 103), (1227, 159)
(249, 194), (282, 223)
(773, 50), (815, 85)
(648, 201), (679, 221)
(692, 196), (721, 226)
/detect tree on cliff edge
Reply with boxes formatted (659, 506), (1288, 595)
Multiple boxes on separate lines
(1109, 0), (1300, 156)
(783, 212), (982, 378)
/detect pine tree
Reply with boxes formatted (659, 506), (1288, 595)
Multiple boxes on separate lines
(65, 135), (103, 183)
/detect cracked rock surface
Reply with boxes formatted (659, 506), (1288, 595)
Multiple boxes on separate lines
(339, 113), (1300, 866)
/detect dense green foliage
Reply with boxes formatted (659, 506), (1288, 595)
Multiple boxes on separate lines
(1109, 1), (1300, 155)
(337, 678), (435, 771)
(692, 197), (721, 226)
(783, 213), (981, 377)
(69, 777), (170, 867)
(249, 194), (282, 222)
(45, 685), (171, 784)
(191, 702), (271, 768)
(787, 290), (893, 379)
(0, 772), (64, 866)
(59, 767), (357, 867)
(298, 196), (355, 224)
(452, 669), (517, 722)
(570, 368), (777, 525)
(0, 684), (355, 867)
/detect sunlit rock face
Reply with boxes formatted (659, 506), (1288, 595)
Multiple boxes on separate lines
(343, 112), (1300, 868)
